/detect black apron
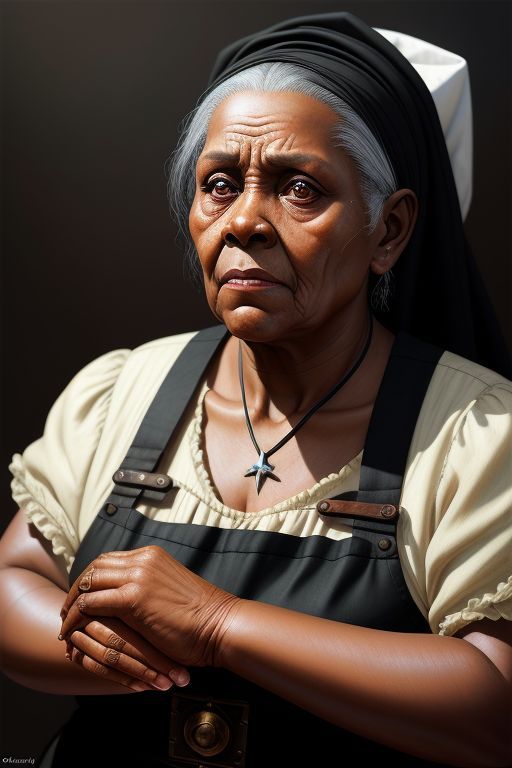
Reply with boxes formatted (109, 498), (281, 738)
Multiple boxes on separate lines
(40, 325), (449, 768)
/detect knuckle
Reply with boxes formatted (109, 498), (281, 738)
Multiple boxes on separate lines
(146, 544), (160, 556)
(129, 566), (146, 583)
(142, 667), (158, 682)
(85, 659), (109, 677)
(78, 577), (92, 592)
(139, 546), (159, 563)
(76, 596), (88, 613)
(104, 648), (121, 666)
(106, 632), (126, 651)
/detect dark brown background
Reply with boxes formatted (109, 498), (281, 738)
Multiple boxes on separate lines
(1, 0), (511, 761)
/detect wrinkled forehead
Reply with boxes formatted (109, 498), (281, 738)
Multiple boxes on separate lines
(199, 90), (345, 166)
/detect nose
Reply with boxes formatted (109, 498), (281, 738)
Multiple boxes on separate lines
(220, 195), (277, 249)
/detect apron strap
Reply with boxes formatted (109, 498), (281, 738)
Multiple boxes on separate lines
(330, 331), (443, 514)
(322, 332), (443, 543)
(106, 324), (229, 508)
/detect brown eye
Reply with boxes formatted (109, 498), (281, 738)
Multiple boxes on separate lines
(212, 180), (232, 196)
(201, 178), (237, 199)
(284, 179), (320, 202)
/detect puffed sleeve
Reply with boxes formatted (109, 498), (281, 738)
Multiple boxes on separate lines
(426, 383), (512, 636)
(8, 348), (130, 571)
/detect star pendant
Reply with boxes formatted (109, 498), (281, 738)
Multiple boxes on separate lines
(244, 450), (280, 494)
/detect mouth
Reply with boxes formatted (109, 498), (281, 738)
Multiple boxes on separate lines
(219, 268), (286, 291)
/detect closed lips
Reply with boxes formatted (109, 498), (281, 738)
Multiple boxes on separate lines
(220, 269), (284, 286)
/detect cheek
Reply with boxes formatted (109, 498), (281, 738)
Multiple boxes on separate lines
(188, 203), (218, 277)
(188, 202), (225, 318)
(289, 218), (371, 312)
(188, 198), (204, 250)
(288, 215), (356, 285)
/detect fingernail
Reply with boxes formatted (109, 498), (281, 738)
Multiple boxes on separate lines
(175, 671), (190, 687)
(154, 674), (173, 690)
(58, 633), (64, 641)
(65, 652), (71, 661)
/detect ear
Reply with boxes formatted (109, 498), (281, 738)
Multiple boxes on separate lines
(370, 189), (418, 275)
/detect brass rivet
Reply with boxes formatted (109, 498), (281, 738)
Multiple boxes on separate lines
(184, 710), (230, 757)
(378, 538), (391, 551)
(106, 503), (117, 515)
(380, 505), (396, 518)
(318, 501), (330, 513)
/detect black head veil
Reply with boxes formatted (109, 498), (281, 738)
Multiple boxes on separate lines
(202, 11), (511, 378)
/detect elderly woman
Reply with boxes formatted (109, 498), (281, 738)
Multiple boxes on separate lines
(1, 11), (511, 768)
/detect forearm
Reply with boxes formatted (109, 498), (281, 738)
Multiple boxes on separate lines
(0, 566), (133, 695)
(217, 600), (511, 767)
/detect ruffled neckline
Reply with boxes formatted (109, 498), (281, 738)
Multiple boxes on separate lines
(187, 381), (363, 520)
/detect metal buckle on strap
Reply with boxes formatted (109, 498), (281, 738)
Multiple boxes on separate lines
(112, 468), (173, 492)
(169, 691), (249, 768)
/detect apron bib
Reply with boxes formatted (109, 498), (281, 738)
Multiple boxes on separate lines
(42, 326), (449, 767)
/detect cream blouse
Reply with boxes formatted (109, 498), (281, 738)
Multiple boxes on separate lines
(9, 329), (512, 638)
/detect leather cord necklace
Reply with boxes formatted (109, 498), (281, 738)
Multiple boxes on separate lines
(239, 314), (374, 493)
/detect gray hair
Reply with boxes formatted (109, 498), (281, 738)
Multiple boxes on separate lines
(166, 61), (397, 303)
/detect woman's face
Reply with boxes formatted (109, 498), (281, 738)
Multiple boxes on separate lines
(189, 90), (382, 342)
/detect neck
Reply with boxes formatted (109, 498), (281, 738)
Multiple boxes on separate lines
(236, 307), (388, 421)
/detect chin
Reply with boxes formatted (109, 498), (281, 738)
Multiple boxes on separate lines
(218, 305), (289, 343)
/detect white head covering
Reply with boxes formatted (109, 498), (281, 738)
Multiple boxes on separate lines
(375, 28), (473, 220)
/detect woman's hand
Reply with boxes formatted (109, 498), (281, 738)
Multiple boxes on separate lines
(63, 616), (191, 692)
(58, 546), (241, 667)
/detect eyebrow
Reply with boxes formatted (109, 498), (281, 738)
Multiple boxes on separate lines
(199, 149), (332, 173)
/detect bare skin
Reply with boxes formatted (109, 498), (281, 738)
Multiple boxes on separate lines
(0, 510), (189, 693)
(2, 91), (511, 766)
